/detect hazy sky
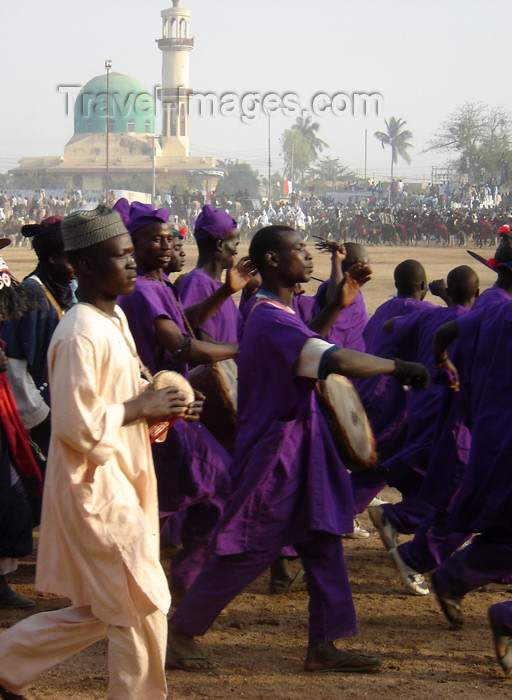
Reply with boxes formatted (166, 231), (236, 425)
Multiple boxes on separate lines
(1, 0), (510, 184)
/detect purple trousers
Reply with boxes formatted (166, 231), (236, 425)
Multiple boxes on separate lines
(489, 602), (512, 634)
(381, 493), (434, 535)
(351, 468), (388, 516)
(351, 463), (424, 519)
(433, 528), (512, 600)
(169, 502), (223, 591)
(171, 530), (357, 644)
(398, 509), (470, 574)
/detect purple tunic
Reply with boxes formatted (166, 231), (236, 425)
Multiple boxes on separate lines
(383, 304), (470, 481)
(313, 283), (369, 352)
(397, 288), (512, 573)
(214, 300), (354, 555)
(357, 297), (435, 457)
(118, 276), (231, 513)
(119, 275), (189, 377)
(177, 267), (240, 342)
(239, 291), (315, 328)
(446, 292), (512, 532)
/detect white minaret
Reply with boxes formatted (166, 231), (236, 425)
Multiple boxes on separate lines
(157, 0), (194, 157)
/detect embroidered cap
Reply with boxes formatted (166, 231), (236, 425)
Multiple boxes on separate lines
(62, 205), (127, 252)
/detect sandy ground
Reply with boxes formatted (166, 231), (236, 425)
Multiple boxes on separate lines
(0, 243), (507, 700)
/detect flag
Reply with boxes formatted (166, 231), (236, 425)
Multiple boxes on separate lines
(283, 180), (293, 195)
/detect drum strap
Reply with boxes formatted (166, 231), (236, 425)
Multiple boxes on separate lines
(29, 275), (64, 320)
(242, 296), (295, 337)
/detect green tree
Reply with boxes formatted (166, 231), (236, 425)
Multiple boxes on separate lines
(214, 160), (261, 198)
(291, 115), (328, 161)
(309, 156), (352, 191)
(427, 103), (512, 184)
(374, 116), (413, 202)
(11, 170), (68, 189)
(280, 129), (313, 182)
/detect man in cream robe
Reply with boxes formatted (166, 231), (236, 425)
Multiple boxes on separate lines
(0, 206), (188, 700)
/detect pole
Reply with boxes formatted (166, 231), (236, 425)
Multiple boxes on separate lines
(267, 111), (271, 203)
(152, 136), (156, 201)
(364, 129), (367, 184)
(105, 59), (112, 204)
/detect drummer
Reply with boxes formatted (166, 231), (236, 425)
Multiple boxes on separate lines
(177, 204), (250, 342)
(115, 199), (243, 607)
(369, 265), (479, 596)
(312, 242), (370, 354)
(350, 260), (437, 525)
(166, 224), (429, 673)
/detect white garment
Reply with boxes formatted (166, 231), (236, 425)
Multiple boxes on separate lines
(295, 337), (335, 378)
(0, 589), (167, 698)
(6, 359), (49, 430)
(36, 304), (170, 626)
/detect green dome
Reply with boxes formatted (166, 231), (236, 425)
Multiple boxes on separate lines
(74, 72), (154, 135)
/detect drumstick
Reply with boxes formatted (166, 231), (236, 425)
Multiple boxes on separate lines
(239, 258), (259, 277)
(314, 238), (346, 254)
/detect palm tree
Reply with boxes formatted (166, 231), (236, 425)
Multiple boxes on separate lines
(291, 115), (328, 162)
(374, 116), (413, 203)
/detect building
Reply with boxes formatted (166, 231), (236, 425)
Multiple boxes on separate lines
(11, 0), (223, 199)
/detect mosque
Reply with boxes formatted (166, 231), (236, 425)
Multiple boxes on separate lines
(11, 0), (223, 197)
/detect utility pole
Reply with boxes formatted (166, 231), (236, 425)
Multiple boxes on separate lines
(105, 59), (112, 204)
(267, 111), (271, 203)
(364, 129), (367, 184)
(152, 136), (156, 201)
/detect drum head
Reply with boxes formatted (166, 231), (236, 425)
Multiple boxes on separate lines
(317, 374), (377, 470)
(151, 370), (195, 404)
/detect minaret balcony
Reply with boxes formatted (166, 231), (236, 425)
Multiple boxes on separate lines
(157, 37), (194, 48)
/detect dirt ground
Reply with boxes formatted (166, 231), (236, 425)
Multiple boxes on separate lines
(1, 243), (507, 700)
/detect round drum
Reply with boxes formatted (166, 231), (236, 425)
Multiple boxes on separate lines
(189, 359), (237, 450)
(148, 370), (195, 443)
(316, 373), (377, 470)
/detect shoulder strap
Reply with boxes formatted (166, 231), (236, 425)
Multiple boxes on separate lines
(29, 275), (64, 320)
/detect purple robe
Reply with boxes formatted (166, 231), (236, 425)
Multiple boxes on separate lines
(351, 296), (435, 515)
(214, 300), (354, 555)
(119, 275), (189, 377)
(471, 285), (511, 312)
(383, 304), (470, 484)
(357, 297), (435, 450)
(177, 267), (240, 342)
(239, 291), (315, 328)
(445, 293), (512, 532)
(118, 276), (231, 589)
(118, 275), (231, 512)
(313, 283), (369, 352)
(398, 289), (511, 573)
(171, 298), (358, 644)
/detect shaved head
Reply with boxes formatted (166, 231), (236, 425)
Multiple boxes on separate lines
(394, 259), (427, 298)
(249, 224), (295, 271)
(342, 242), (369, 273)
(446, 265), (479, 305)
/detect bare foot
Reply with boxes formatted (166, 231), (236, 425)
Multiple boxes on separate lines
(304, 641), (381, 673)
(166, 622), (216, 671)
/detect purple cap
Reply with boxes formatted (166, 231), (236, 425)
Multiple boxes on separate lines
(194, 204), (237, 241)
(114, 198), (171, 235)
